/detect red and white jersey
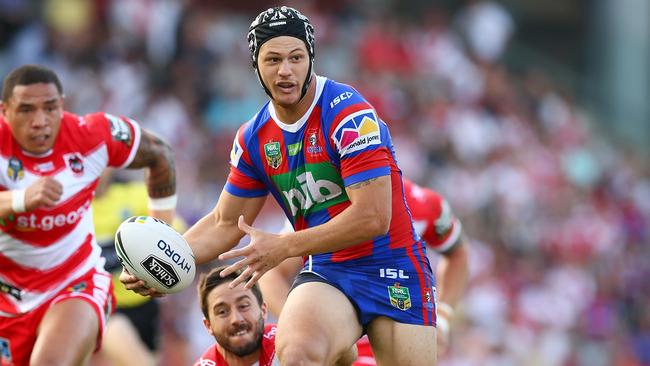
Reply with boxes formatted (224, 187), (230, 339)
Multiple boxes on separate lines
(0, 111), (141, 316)
(404, 179), (462, 253)
(194, 324), (280, 366)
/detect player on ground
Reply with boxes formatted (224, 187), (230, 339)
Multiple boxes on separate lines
(260, 179), (470, 362)
(194, 265), (278, 366)
(122, 6), (437, 365)
(195, 265), (356, 366)
(0, 64), (176, 366)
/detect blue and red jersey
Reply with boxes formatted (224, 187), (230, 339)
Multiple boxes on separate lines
(225, 76), (420, 264)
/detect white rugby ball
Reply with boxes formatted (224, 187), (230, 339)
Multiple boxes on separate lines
(115, 216), (196, 294)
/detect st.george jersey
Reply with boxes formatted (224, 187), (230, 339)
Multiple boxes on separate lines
(194, 324), (279, 366)
(0, 111), (141, 316)
(226, 76), (423, 265)
(403, 179), (462, 253)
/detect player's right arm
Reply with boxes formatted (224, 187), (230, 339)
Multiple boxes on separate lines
(0, 177), (63, 218)
(184, 190), (266, 265)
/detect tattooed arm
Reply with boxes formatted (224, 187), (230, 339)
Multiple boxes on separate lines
(127, 129), (176, 223)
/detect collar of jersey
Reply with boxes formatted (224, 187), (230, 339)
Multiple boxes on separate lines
(269, 75), (326, 133)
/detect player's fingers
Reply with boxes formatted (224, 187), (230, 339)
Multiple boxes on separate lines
(219, 257), (252, 277)
(244, 268), (265, 289)
(218, 245), (251, 261)
(228, 264), (256, 289)
(237, 215), (255, 234)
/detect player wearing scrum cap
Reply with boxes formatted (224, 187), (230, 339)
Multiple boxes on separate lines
(123, 6), (437, 365)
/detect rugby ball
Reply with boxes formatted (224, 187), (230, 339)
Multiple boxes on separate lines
(114, 216), (196, 294)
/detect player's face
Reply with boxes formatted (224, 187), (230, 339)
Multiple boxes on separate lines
(1, 83), (63, 155)
(203, 282), (267, 357)
(258, 36), (310, 107)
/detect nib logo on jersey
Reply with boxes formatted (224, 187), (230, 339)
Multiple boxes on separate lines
(332, 109), (381, 157)
(272, 163), (348, 217)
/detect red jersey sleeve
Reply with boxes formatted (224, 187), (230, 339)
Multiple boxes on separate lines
(82, 112), (141, 168)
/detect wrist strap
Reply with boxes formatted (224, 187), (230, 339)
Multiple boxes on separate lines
(12, 189), (26, 213)
(148, 194), (177, 210)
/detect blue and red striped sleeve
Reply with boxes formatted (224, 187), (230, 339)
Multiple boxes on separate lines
(225, 123), (268, 197)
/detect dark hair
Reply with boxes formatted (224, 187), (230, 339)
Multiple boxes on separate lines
(198, 265), (264, 319)
(2, 64), (63, 102)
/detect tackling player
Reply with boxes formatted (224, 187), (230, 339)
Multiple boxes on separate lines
(0, 64), (176, 366)
(124, 6), (437, 365)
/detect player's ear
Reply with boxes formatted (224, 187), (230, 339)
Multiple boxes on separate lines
(202, 318), (214, 336)
(260, 302), (268, 321)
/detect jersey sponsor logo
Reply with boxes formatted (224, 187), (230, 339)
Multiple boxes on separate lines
(329, 91), (354, 109)
(195, 358), (216, 366)
(387, 283), (411, 311)
(106, 113), (133, 146)
(64, 152), (84, 176)
(68, 281), (87, 293)
(379, 268), (410, 279)
(264, 141), (282, 169)
(0, 338), (11, 364)
(7, 157), (24, 181)
(230, 133), (244, 167)
(271, 163), (347, 217)
(14, 200), (91, 231)
(288, 141), (302, 156)
(34, 161), (55, 173)
(332, 109), (381, 157)
(0, 280), (22, 301)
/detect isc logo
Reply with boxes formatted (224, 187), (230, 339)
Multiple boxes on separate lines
(379, 268), (410, 279)
(330, 91), (354, 108)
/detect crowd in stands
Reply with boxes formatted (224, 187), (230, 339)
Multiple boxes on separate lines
(1, 1), (648, 365)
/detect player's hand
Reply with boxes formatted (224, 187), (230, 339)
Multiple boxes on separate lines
(118, 267), (165, 298)
(218, 215), (288, 289)
(24, 177), (63, 210)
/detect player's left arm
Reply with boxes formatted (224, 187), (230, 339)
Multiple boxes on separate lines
(434, 235), (469, 355)
(126, 128), (176, 224)
(284, 175), (391, 256)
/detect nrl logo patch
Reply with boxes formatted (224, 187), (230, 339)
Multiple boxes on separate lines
(388, 283), (412, 311)
(264, 141), (282, 169)
(7, 157), (24, 181)
(105, 113), (133, 146)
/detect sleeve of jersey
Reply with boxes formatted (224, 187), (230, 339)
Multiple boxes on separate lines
(87, 112), (142, 168)
(329, 103), (391, 186)
(224, 127), (268, 198)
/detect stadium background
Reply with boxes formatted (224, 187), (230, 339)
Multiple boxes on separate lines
(1, 0), (648, 365)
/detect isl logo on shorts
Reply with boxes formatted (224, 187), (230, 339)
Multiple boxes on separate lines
(388, 283), (411, 311)
(0, 337), (12, 364)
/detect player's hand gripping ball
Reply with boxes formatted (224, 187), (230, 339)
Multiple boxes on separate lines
(115, 216), (196, 294)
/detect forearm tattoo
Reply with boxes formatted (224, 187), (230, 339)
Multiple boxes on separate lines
(348, 177), (378, 190)
(128, 131), (176, 198)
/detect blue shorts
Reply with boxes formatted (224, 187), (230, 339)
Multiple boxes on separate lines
(291, 243), (437, 328)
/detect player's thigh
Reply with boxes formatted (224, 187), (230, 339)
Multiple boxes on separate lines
(367, 316), (436, 366)
(101, 313), (156, 366)
(277, 281), (362, 363)
(31, 298), (99, 365)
